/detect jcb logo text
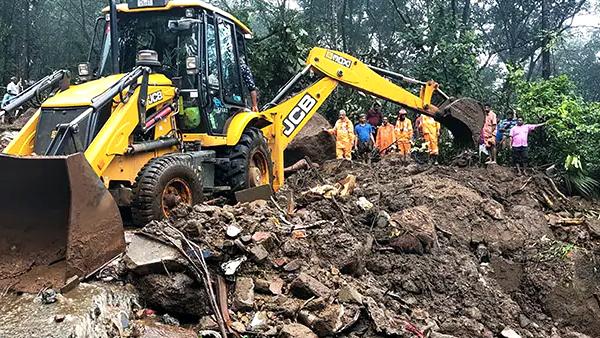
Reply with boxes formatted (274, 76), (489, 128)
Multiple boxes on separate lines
(283, 94), (317, 137)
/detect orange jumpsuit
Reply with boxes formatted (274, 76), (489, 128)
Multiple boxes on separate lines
(421, 116), (441, 155)
(483, 111), (497, 147)
(329, 118), (355, 160)
(395, 119), (413, 156)
(375, 124), (396, 155)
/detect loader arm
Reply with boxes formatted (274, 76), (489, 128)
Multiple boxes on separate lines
(263, 47), (485, 190)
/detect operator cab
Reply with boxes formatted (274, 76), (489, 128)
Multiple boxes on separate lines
(90, 0), (254, 136)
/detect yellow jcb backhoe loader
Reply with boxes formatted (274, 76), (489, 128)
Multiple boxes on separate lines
(0, 0), (485, 292)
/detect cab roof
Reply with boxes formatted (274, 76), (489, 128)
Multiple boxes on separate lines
(103, 0), (252, 36)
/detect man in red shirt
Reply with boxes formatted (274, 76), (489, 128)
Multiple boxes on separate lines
(366, 101), (383, 129)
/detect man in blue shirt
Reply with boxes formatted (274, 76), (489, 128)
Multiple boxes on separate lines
(354, 114), (375, 163)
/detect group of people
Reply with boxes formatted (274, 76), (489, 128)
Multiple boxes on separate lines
(480, 104), (546, 174)
(326, 101), (546, 173)
(325, 102), (442, 164)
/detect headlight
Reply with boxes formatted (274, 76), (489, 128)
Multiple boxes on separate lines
(186, 56), (199, 75)
(78, 63), (90, 77)
(136, 50), (161, 67)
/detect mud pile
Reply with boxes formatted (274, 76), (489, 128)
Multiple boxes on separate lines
(117, 159), (600, 338)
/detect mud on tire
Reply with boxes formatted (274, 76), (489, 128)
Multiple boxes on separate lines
(223, 127), (273, 192)
(131, 155), (203, 227)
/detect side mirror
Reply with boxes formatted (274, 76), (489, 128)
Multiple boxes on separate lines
(186, 56), (199, 75)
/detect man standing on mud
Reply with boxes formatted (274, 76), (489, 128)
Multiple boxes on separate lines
(375, 116), (396, 156)
(483, 103), (498, 164)
(326, 110), (355, 160)
(354, 114), (375, 163)
(420, 114), (441, 164)
(395, 109), (413, 164)
(510, 118), (546, 175)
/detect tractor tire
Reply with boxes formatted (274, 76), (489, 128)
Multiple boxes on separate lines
(225, 127), (273, 192)
(131, 155), (203, 227)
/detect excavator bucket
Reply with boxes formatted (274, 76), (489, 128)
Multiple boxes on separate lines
(436, 97), (486, 146)
(0, 153), (125, 293)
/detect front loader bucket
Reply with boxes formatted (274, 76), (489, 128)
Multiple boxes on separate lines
(0, 153), (125, 293)
(436, 97), (486, 146)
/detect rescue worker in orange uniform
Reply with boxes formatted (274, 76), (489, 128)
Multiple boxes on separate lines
(326, 109), (355, 160)
(395, 109), (413, 164)
(420, 114), (441, 164)
(375, 116), (396, 156)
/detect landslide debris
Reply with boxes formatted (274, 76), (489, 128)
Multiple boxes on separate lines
(115, 159), (600, 338)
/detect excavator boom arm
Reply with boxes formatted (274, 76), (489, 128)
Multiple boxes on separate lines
(264, 47), (484, 190)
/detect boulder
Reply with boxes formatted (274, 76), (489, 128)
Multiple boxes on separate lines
(284, 113), (335, 166)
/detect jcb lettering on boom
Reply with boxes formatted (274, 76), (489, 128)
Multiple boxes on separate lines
(325, 51), (352, 68)
(283, 94), (317, 137)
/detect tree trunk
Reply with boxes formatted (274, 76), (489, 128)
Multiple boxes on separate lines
(541, 0), (551, 79)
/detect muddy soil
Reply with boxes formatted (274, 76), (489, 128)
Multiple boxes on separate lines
(118, 159), (600, 338)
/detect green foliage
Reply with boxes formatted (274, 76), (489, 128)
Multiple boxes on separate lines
(512, 73), (600, 196)
(564, 155), (600, 198)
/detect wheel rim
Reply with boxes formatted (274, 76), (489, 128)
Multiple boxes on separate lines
(248, 149), (270, 187)
(161, 178), (193, 217)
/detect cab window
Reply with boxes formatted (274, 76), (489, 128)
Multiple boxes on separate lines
(217, 18), (243, 105)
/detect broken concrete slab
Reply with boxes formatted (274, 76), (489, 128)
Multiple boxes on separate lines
(248, 244), (269, 262)
(124, 233), (184, 275)
(233, 277), (255, 311)
(290, 273), (331, 299)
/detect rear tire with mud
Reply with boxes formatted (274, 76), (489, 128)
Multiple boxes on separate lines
(131, 155), (203, 227)
(224, 127), (273, 192)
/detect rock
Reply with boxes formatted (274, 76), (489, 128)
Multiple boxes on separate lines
(284, 113), (335, 166)
(269, 277), (284, 295)
(401, 279), (421, 294)
(357, 197), (374, 211)
(249, 311), (269, 330)
(364, 297), (403, 335)
(53, 314), (66, 323)
(465, 307), (482, 320)
(376, 210), (391, 228)
(41, 289), (58, 304)
(283, 259), (303, 272)
(280, 323), (318, 338)
(241, 235), (253, 243)
(135, 273), (210, 317)
(231, 321), (246, 333)
(290, 273), (331, 299)
(124, 233), (183, 275)
(389, 206), (437, 254)
(337, 285), (363, 304)
(563, 332), (593, 338)
(233, 277), (255, 310)
(254, 278), (271, 294)
(226, 225), (242, 238)
(252, 231), (277, 251)
(519, 314), (531, 328)
(501, 327), (522, 338)
(249, 244), (269, 262)
(198, 315), (219, 330)
(160, 314), (180, 326)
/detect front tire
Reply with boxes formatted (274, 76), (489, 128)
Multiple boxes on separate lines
(225, 127), (273, 192)
(131, 155), (203, 227)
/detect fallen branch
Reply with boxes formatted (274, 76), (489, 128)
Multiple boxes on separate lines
(545, 176), (569, 201)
